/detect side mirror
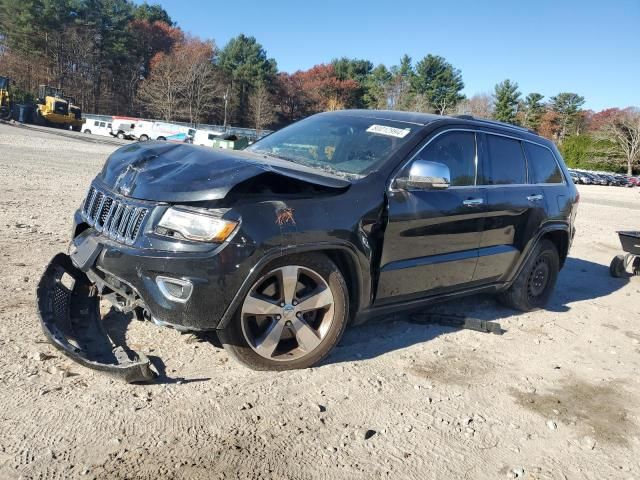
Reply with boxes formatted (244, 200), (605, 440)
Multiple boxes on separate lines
(396, 160), (450, 190)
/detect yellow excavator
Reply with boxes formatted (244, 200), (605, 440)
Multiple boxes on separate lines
(0, 76), (11, 120)
(34, 85), (84, 131)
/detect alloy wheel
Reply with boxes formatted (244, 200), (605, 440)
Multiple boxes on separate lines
(240, 265), (335, 361)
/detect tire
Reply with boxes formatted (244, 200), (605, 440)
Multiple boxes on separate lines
(117, 132), (125, 139)
(498, 239), (560, 311)
(157, 136), (166, 141)
(633, 257), (640, 276)
(139, 134), (149, 142)
(219, 253), (349, 370)
(609, 255), (626, 278)
(84, 129), (91, 134)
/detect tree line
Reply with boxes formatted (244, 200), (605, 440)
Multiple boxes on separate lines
(1, 0), (638, 172)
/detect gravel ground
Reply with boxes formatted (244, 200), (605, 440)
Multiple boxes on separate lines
(1, 122), (639, 480)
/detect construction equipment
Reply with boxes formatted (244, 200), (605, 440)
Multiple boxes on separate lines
(0, 76), (11, 120)
(34, 85), (74, 129)
(63, 95), (85, 132)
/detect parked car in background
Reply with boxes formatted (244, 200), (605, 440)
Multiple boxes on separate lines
(135, 121), (195, 142)
(577, 172), (593, 184)
(83, 119), (113, 137)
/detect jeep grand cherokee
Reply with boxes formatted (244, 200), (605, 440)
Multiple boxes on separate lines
(37, 110), (578, 378)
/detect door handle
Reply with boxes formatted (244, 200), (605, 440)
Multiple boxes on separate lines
(462, 198), (484, 207)
(527, 194), (544, 202)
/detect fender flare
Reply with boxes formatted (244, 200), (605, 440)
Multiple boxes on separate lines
(215, 242), (370, 329)
(503, 222), (571, 287)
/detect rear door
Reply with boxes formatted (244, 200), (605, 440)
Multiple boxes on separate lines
(473, 132), (547, 282)
(376, 129), (487, 302)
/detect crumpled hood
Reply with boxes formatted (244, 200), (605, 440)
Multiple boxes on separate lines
(96, 142), (350, 202)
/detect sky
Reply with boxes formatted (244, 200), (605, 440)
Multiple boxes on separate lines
(147, 0), (640, 111)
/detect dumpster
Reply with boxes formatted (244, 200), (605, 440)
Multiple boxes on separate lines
(12, 103), (34, 124)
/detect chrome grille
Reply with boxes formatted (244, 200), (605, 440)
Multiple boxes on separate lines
(82, 186), (148, 245)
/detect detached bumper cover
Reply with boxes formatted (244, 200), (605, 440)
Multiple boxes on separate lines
(37, 253), (155, 383)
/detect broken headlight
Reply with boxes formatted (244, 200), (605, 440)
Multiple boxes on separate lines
(156, 208), (237, 243)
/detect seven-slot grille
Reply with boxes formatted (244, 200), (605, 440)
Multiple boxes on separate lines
(82, 186), (148, 244)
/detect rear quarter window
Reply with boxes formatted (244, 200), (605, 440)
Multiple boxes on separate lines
(525, 143), (564, 184)
(481, 134), (527, 185)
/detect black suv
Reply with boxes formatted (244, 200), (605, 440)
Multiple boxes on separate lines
(39, 110), (578, 376)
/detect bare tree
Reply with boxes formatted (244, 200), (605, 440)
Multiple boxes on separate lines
(601, 108), (640, 175)
(177, 39), (223, 125)
(455, 93), (494, 119)
(248, 83), (276, 134)
(137, 52), (184, 121)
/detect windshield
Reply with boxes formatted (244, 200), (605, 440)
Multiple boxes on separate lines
(247, 114), (420, 178)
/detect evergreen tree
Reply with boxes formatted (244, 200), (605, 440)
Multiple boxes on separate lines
(519, 92), (545, 130)
(387, 54), (414, 110)
(331, 57), (372, 108)
(549, 92), (585, 142)
(363, 64), (392, 109)
(412, 54), (465, 114)
(218, 34), (277, 125)
(493, 79), (521, 124)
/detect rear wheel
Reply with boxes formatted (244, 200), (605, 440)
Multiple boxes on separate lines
(84, 129), (91, 134)
(219, 254), (349, 370)
(498, 239), (559, 311)
(157, 136), (166, 141)
(609, 255), (626, 278)
(117, 132), (125, 139)
(139, 134), (149, 142)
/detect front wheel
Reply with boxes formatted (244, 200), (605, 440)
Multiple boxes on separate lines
(139, 134), (149, 142)
(498, 239), (559, 311)
(219, 254), (349, 370)
(117, 132), (125, 139)
(84, 129), (91, 134)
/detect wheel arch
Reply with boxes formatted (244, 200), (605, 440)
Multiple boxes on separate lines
(216, 243), (370, 329)
(504, 222), (571, 288)
(541, 229), (569, 269)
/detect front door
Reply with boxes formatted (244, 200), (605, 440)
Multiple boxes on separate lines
(376, 130), (486, 303)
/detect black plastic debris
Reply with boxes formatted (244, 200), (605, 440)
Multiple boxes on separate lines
(37, 253), (156, 383)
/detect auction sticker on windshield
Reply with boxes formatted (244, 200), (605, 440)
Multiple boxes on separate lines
(366, 124), (411, 138)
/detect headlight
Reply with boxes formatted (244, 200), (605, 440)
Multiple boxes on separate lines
(156, 208), (237, 243)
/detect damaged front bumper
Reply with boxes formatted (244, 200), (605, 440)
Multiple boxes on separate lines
(37, 253), (156, 383)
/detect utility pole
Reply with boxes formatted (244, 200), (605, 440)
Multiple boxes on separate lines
(223, 87), (229, 131)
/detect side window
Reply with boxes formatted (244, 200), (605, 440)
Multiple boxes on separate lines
(208, 134), (215, 140)
(413, 131), (477, 186)
(99, 122), (105, 127)
(481, 134), (526, 185)
(525, 143), (564, 184)
(94, 120), (99, 126)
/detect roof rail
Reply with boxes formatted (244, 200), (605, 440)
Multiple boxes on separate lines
(453, 115), (538, 135)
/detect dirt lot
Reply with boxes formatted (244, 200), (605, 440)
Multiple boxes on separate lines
(1, 122), (639, 480)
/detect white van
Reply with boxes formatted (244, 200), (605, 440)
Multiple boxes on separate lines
(135, 121), (195, 143)
(83, 119), (113, 137)
(192, 129), (223, 147)
(110, 116), (138, 140)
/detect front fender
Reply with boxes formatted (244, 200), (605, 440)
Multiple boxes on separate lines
(215, 241), (370, 329)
